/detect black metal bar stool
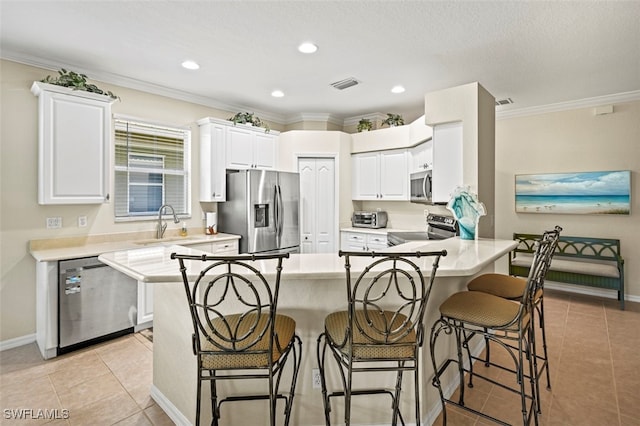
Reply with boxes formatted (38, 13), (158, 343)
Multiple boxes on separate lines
(317, 249), (447, 426)
(466, 226), (561, 409)
(172, 252), (302, 426)
(430, 237), (554, 425)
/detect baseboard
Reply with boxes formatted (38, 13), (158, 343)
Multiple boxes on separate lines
(545, 282), (639, 304)
(0, 333), (36, 352)
(150, 384), (191, 426)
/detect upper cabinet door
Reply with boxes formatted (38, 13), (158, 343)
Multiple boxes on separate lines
(254, 132), (277, 169)
(351, 152), (380, 200)
(226, 126), (255, 169)
(226, 125), (277, 170)
(352, 149), (409, 201)
(379, 150), (408, 200)
(410, 140), (433, 173)
(32, 82), (114, 205)
(199, 121), (226, 202)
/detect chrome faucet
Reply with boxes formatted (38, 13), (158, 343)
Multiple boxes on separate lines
(157, 204), (180, 239)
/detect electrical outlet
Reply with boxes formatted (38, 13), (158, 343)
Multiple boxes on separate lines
(46, 217), (62, 229)
(312, 368), (322, 389)
(78, 216), (88, 227)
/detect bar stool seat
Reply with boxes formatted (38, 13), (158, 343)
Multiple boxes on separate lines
(439, 291), (529, 329)
(324, 310), (417, 360)
(201, 313), (297, 369)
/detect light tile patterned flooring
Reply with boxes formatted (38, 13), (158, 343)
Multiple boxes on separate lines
(433, 289), (640, 426)
(0, 290), (638, 425)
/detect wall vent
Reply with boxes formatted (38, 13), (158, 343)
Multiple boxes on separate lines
(495, 98), (513, 106)
(330, 77), (360, 90)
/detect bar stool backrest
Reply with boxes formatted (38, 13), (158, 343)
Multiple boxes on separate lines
(172, 253), (289, 361)
(339, 250), (447, 350)
(520, 238), (554, 308)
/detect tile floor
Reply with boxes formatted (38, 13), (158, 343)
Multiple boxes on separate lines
(0, 289), (638, 425)
(432, 289), (640, 426)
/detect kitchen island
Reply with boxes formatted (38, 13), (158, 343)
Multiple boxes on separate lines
(99, 237), (517, 425)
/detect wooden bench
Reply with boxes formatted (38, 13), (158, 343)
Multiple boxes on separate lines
(509, 233), (625, 309)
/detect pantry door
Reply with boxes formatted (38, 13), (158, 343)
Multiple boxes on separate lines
(298, 157), (336, 253)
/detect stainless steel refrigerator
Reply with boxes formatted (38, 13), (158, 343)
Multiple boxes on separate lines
(218, 170), (300, 254)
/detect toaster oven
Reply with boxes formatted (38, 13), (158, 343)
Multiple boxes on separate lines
(351, 211), (388, 229)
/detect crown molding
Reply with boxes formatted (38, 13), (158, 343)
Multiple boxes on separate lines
(2, 51), (288, 125)
(496, 90), (640, 120)
(283, 112), (344, 126)
(7, 52), (638, 126)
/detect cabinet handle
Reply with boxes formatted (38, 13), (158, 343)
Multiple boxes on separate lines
(105, 193), (110, 201)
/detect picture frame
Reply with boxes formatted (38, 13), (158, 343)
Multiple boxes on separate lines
(515, 170), (631, 215)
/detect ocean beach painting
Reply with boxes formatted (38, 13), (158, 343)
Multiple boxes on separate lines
(515, 171), (631, 215)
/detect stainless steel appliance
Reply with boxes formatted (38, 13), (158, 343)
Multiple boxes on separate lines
(352, 211), (388, 229)
(218, 170), (300, 254)
(387, 214), (457, 246)
(58, 256), (137, 355)
(410, 169), (433, 204)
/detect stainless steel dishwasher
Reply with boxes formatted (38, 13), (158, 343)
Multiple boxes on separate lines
(58, 256), (137, 355)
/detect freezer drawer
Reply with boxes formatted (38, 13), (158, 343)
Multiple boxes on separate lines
(58, 257), (137, 353)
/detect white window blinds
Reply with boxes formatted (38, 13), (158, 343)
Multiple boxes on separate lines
(114, 118), (190, 220)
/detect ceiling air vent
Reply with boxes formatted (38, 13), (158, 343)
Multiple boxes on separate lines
(495, 98), (513, 106)
(330, 77), (360, 90)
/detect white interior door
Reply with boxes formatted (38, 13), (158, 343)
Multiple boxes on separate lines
(298, 157), (336, 253)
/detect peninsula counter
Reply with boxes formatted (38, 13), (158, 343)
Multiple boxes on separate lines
(99, 237), (517, 425)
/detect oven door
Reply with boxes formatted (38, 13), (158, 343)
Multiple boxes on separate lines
(410, 170), (432, 204)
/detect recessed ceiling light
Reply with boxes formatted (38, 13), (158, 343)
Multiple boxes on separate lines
(391, 85), (405, 94)
(181, 60), (199, 70)
(298, 42), (318, 54)
(271, 90), (284, 98)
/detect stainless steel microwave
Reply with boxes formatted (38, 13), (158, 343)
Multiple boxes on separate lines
(410, 170), (432, 204)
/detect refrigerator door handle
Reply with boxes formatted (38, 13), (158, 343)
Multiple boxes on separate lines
(274, 185), (281, 240)
(277, 185), (284, 238)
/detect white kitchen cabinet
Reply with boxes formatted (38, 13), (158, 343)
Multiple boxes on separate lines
(137, 281), (154, 327)
(432, 122), (463, 203)
(340, 231), (388, 252)
(186, 239), (239, 255)
(198, 119), (226, 202)
(226, 125), (277, 170)
(31, 82), (115, 205)
(352, 149), (409, 200)
(410, 140), (433, 173)
(299, 158), (336, 253)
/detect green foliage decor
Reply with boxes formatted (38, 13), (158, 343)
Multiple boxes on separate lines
(228, 112), (270, 132)
(381, 113), (404, 127)
(357, 118), (373, 132)
(40, 68), (119, 100)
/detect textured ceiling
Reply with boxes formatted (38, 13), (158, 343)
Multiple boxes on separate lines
(1, 1), (639, 124)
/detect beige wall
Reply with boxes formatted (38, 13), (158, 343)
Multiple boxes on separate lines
(494, 100), (640, 300)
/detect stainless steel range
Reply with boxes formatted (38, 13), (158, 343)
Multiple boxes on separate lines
(387, 214), (458, 247)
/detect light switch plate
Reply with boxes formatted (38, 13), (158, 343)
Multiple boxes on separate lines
(78, 216), (88, 227)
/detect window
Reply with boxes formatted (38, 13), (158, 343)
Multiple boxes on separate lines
(114, 117), (190, 220)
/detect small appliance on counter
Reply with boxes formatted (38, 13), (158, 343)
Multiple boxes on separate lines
(387, 213), (457, 246)
(351, 211), (388, 229)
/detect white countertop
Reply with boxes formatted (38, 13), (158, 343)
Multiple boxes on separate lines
(98, 237), (517, 283)
(30, 233), (240, 262)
